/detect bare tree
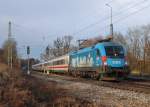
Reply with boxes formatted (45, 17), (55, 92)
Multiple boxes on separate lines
(2, 38), (18, 66)
(124, 25), (150, 74)
(40, 45), (56, 61)
(53, 37), (64, 56)
(127, 27), (142, 59)
(127, 25), (150, 59)
(113, 32), (127, 46)
(141, 25), (150, 60)
(41, 35), (74, 61)
(53, 35), (73, 56)
(63, 35), (73, 54)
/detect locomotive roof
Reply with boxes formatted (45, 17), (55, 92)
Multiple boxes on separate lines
(70, 41), (122, 55)
(98, 41), (122, 46)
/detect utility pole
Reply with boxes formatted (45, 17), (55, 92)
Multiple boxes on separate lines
(8, 21), (13, 69)
(106, 4), (113, 38)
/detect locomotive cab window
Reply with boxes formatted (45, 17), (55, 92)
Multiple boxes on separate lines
(105, 46), (124, 58)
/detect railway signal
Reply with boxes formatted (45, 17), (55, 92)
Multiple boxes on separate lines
(27, 46), (30, 75)
(27, 46), (30, 55)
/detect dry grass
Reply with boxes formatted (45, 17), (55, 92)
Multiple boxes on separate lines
(0, 63), (8, 73)
(0, 63), (102, 107)
(24, 76), (101, 107)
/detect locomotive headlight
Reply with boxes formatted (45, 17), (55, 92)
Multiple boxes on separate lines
(104, 61), (107, 66)
(125, 61), (128, 65)
(124, 56), (128, 65)
(102, 56), (107, 66)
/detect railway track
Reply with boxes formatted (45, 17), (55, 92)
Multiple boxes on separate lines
(32, 71), (150, 94)
(96, 81), (150, 94)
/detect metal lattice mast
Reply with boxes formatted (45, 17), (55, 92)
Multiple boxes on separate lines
(8, 21), (13, 69)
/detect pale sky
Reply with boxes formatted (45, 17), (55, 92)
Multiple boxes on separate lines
(0, 0), (150, 59)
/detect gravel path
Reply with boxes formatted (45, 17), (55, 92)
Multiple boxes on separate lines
(32, 73), (150, 107)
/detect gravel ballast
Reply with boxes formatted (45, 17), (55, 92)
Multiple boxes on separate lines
(33, 73), (150, 107)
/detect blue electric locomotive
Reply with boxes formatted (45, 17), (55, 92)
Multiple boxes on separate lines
(69, 41), (130, 80)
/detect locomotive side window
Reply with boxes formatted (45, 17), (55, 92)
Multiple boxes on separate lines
(96, 49), (101, 56)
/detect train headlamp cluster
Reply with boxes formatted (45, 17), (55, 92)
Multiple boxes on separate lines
(104, 62), (108, 66)
(125, 61), (128, 65)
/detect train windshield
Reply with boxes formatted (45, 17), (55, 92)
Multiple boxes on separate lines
(105, 46), (124, 58)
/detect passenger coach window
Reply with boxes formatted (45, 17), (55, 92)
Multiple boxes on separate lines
(53, 59), (65, 65)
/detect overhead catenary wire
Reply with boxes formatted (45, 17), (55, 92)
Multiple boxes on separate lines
(12, 22), (61, 44)
(11, 23), (52, 44)
(12, 0), (150, 47)
(70, 0), (148, 36)
(113, 2), (150, 24)
(92, 2), (150, 37)
(10, 23), (51, 58)
(10, 0), (148, 40)
(7, 0), (150, 59)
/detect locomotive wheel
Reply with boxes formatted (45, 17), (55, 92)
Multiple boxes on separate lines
(90, 72), (93, 78)
(97, 73), (104, 81)
(47, 70), (49, 74)
(81, 71), (83, 77)
(73, 71), (77, 77)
